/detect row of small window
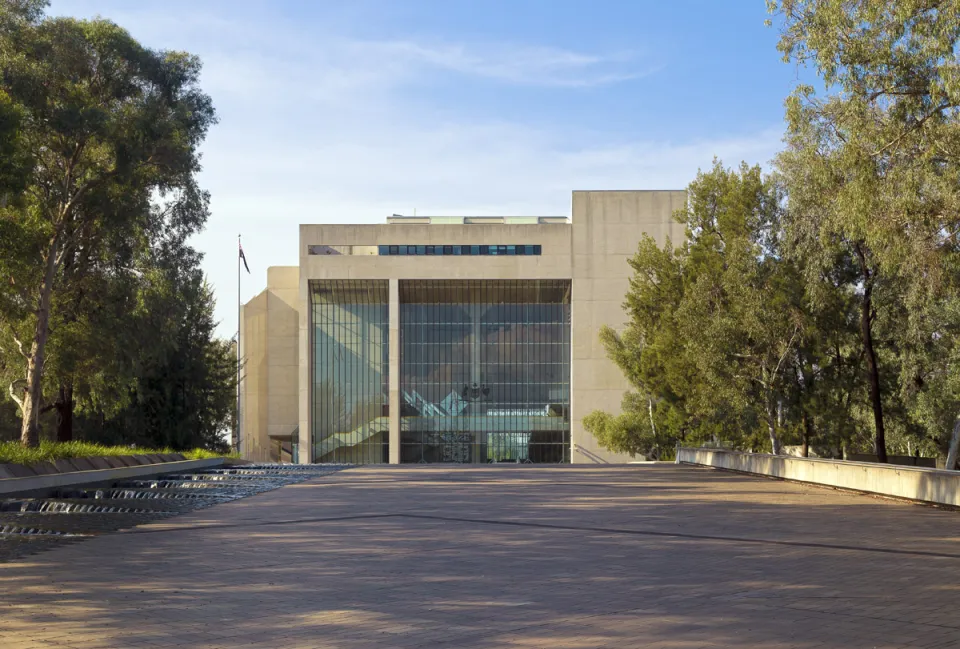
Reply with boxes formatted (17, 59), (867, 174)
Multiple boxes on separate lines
(378, 245), (542, 256)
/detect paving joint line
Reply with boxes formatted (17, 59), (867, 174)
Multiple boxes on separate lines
(119, 509), (960, 561)
(394, 512), (960, 561)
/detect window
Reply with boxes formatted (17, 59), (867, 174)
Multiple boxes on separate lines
(398, 279), (570, 464)
(310, 280), (389, 464)
(375, 245), (543, 256)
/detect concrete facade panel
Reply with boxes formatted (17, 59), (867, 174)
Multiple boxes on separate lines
(265, 337), (297, 367)
(570, 191), (682, 464)
(241, 268), (299, 463)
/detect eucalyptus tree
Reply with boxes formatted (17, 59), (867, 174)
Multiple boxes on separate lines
(770, 0), (960, 463)
(0, 1), (215, 445)
(587, 161), (818, 456)
(584, 233), (697, 458)
(674, 162), (810, 454)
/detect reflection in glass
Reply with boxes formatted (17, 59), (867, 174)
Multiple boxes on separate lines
(311, 280), (389, 463)
(400, 280), (571, 463)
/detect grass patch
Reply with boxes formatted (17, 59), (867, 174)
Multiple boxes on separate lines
(0, 440), (236, 466)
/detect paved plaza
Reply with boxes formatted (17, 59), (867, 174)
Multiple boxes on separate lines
(3, 464), (960, 648)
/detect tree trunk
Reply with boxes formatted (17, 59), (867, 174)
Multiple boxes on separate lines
(801, 410), (812, 458)
(647, 397), (657, 438)
(20, 234), (61, 447)
(945, 416), (960, 471)
(855, 244), (887, 463)
(55, 385), (74, 443)
(766, 398), (782, 455)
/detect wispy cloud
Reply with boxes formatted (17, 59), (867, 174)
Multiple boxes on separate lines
(52, 5), (654, 92)
(364, 41), (653, 87)
(47, 0), (784, 337)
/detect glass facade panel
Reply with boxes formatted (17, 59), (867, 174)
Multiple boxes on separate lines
(310, 280), (389, 463)
(399, 280), (571, 463)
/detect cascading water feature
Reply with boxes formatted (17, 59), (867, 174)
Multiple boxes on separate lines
(119, 479), (243, 489)
(0, 525), (88, 537)
(0, 464), (349, 562)
(0, 499), (169, 514)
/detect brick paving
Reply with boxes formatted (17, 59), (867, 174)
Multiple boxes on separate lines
(2, 464), (960, 648)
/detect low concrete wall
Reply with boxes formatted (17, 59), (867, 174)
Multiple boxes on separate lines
(0, 458), (225, 497)
(847, 453), (937, 468)
(677, 447), (960, 507)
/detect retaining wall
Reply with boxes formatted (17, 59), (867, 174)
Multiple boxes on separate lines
(677, 447), (960, 507)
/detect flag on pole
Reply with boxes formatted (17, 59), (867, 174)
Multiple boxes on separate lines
(239, 239), (250, 273)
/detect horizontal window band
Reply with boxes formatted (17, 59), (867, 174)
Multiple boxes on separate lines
(373, 245), (542, 256)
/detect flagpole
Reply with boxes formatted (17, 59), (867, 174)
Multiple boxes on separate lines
(236, 233), (241, 456)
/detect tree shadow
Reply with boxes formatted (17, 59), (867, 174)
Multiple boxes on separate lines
(2, 464), (960, 648)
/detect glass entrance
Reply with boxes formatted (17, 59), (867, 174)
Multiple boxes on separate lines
(399, 280), (571, 463)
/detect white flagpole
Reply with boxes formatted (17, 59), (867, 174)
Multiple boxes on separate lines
(236, 234), (241, 455)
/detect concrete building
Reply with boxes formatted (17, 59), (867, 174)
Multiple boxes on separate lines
(240, 190), (685, 464)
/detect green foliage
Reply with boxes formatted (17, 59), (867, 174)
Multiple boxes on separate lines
(587, 160), (867, 458)
(770, 0), (960, 464)
(83, 274), (236, 452)
(0, 2), (217, 445)
(591, 3), (960, 464)
(0, 439), (234, 466)
(583, 392), (675, 459)
(0, 2), (231, 453)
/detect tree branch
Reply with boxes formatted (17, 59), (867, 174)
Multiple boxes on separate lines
(8, 329), (28, 360)
(872, 102), (953, 157)
(8, 379), (25, 412)
(773, 326), (802, 380)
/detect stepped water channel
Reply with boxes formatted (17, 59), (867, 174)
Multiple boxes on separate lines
(0, 464), (347, 562)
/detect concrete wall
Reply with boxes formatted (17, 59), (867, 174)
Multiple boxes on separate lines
(265, 267), (300, 445)
(678, 447), (960, 507)
(570, 190), (686, 464)
(240, 290), (268, 461)
(241, 267), (299, 462)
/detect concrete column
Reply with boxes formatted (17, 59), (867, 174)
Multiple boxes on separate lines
(389, 279), (400, 464)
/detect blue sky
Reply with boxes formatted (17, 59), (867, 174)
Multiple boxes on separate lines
(48, 0), (801, 338)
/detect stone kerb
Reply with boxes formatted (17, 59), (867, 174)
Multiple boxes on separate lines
(677, 447), (960, 507)
(0, 457), (224, 496)
(0, 453), (188, 480)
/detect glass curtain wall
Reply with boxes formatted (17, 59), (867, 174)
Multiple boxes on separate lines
(311, 280), (389, 463)
(400, 280), (571, 463)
